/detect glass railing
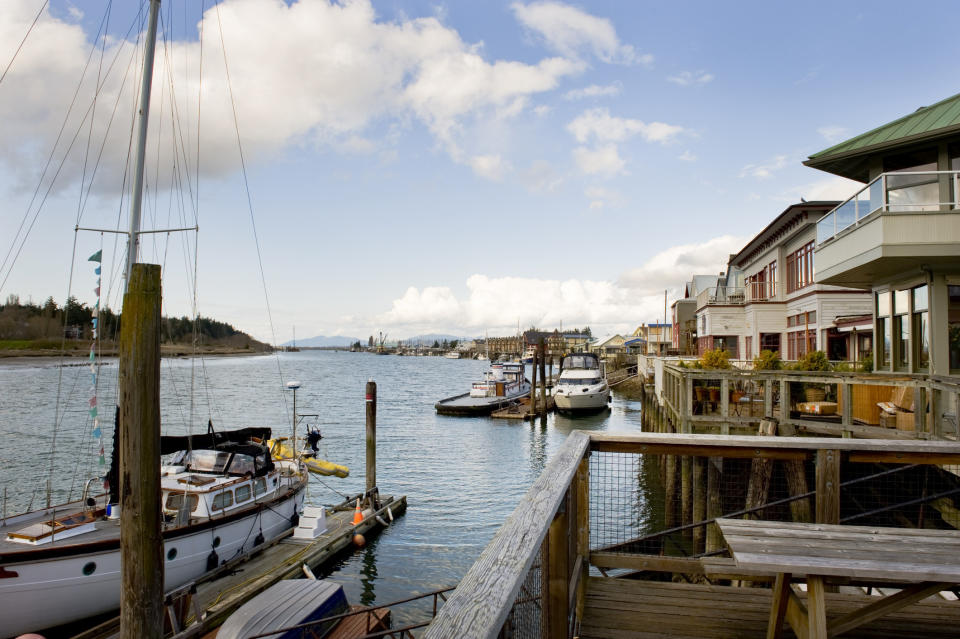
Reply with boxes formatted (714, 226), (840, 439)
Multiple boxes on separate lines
(696, 286), (745, 307)
(816, 170), (960, 245)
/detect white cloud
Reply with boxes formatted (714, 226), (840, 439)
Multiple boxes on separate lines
(780, 176), (862, 203)
(533, 104), (552, 116)
(618, 235), (746, 295)
(469, 154), (508, 181)
(585, 186), (621, 210)
(678, 150), (697, 162)
(511, 1), (649, 65)
(519, 160), (562, 192)
(379, 234), (744, 336)
(573, 144), (624, 176)
(817, 125), (848, 143)
(567, 108), (684, 144)
(563, 83), (621, 100)
(739, 155), (788, 179)
(667, 70), (713, 86)
(0, 0), (583, 192)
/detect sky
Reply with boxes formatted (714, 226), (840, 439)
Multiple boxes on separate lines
(1, 0), (958, 344)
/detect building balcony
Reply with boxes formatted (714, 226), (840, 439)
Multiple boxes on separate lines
(696, 286), (745, 308)
(815, 170), (960, 287)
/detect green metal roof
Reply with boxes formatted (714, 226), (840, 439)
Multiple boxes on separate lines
(805, 92), (960, 180)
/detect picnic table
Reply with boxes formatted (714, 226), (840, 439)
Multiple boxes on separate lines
(716, 518), (960, 638)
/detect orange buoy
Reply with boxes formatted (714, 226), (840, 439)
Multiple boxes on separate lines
(352, 498), (363, 525)
(352, 533), (366, 547)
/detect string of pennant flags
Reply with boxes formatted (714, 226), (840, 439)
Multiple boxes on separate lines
(88, 249), (104, 469)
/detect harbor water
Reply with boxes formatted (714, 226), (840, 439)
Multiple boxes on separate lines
(0, 350), (645, 626)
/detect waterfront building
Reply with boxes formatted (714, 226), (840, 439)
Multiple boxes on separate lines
(807, 92), (960, 375)
(626, 324), (673, 355)
(589, 334), (625, 358)
(691, 202), (873, 362)
(671, 275), (716, 355)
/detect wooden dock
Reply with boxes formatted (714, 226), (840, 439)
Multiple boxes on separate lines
(74, 493), (406, 639)
(491, 395), (555, 419)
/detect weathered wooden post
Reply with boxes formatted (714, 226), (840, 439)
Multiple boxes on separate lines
(743, 418), (777, 519)
(546, 491), (569, 639)
(692, 457), (706, 554)
(706, 457), (723, 553)
(681, 456), (692, 537)
(365, 379), (377, 497)
(816, 449), (840, 524)
(539, 338), (547, 420)
(119, 263), (163, 639)
(529, 347), (538, 419)
(778, 422), (812, 522)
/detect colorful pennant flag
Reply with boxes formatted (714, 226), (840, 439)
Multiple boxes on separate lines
(88, 250), (102, 262)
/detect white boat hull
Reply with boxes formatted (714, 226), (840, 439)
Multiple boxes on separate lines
(554, 387), (610, 414)
(0, 486), (305, 637)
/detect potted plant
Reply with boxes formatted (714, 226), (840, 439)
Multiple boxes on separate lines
(790, 350), (831, 402)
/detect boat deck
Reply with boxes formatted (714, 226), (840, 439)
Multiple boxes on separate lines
(0, 504), (120, 557)
(435, 392), (527, 415)
(580, 577), (960, 638)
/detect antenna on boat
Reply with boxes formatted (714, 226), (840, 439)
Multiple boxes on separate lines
(286, 381), (301, 456)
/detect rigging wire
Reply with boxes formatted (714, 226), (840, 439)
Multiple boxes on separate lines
(0, 0), (49, 87)
(0, 6), (144, 297)
(213, 0), (289, 418)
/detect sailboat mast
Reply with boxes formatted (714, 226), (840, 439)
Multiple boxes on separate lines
(124, 0), (162, 294)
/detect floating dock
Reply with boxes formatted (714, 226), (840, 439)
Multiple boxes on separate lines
(491, 395), (555, 419)
(74, 492), (406, 639)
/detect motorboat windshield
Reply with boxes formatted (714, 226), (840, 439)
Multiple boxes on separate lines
(561, 354), (600, 370)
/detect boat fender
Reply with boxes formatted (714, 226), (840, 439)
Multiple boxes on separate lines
(375, 515), (389, 527)
(387, 506), (394, 522)
(254, 532), (265, 546)
(290, 512), (300, 526)
(206, 550), (219, 571)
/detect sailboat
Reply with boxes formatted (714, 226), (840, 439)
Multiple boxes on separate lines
(0, 3), (307, 636)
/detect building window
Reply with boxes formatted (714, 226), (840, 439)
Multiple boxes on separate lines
(768, 261), (777, 298)
(877, 292), (891, 369)
(912, 285), (929, 371)
(745, 336), (753, 360)
(760, 333), (781, 355)
(786, 241), (814, 293)
(714, 336), (738, 359)
(950, 286), (960, 372)
(884, 148), (938, 211)
(893, 289), (909, 371)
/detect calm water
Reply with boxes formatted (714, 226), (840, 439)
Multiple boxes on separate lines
(0, 351), (644, 623)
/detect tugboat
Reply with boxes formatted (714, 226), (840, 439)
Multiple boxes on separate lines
(553, 352), (610, 415)
(435, 362), (531, 416)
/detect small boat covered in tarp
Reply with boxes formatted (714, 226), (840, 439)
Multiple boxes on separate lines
(218, 579), (366, 639)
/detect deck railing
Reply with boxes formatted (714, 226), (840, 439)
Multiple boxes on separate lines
(695, 286), (745, 308)
(656, 364), (960, 440)
(424, 433), (960, 638)
(816, 170), (960, 246)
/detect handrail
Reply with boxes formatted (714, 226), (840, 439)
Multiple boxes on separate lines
(422, 431), (590, 639)
(816, 169), (960, 246)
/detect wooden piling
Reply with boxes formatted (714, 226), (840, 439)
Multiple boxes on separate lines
(816, 449), (841, 525)
(546, 493), (569, 639)
(664, 453), (677, 529)
(692, 457), (705, 555)
(539, 338), (547, 421)
(119, 263), (164, 639)
(365, 379), (377, 498)
(681, 456), (692, 538)
(706, 457), (723, 553)
(529, 348), (538, 418)
(743, 419), (776, 520)
(778, 422), (812, 523)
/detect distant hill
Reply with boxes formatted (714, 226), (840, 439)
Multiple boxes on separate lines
(401, 333), (477, 345)
(285, 335), (360, 348)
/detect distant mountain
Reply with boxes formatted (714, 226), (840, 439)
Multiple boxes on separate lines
(283, 335), (360, 348)
(401, 333), (477, 345)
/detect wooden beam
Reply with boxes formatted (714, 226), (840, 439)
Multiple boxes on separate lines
(827, 581), (952, 637)
(766, 572), (792, 639)
(546, 494), (569, 639)
(806, 576), (828, 638)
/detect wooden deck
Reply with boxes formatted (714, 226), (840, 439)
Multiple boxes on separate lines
(579, 577), (960, 638)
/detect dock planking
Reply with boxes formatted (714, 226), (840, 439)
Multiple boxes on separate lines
(73, 493), (406, 639)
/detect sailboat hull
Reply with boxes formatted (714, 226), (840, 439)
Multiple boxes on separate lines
(0, 483), (305, 637)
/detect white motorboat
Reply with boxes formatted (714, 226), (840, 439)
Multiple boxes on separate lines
(435, 362), (531, 415)
(0, 429), (307, 637)
(554, 353), (610, 415)
(444, 351), (461, 359)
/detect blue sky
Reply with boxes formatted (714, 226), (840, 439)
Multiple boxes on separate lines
(1, 0), (958, 342)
